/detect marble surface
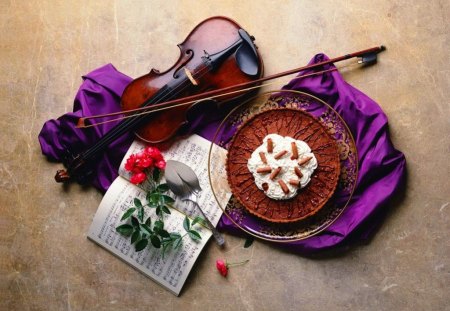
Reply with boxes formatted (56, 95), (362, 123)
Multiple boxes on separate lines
(1, 1), (449, 310)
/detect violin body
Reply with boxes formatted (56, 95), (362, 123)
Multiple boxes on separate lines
(121, 16), (264, 143)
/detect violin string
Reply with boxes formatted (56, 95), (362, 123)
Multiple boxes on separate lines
(89, 55), (261, 154)
(80, 59), (358, 125)
(79, 65), (215, 122)
(82, 86), (184, 158)
(83, 63), (215, 158)
(83, 63), (345, 159)
(80, 65), (351, 131)
(82, 80), (283, 129)
(83, 62), (222, 158)
(83, 61), (357, 158)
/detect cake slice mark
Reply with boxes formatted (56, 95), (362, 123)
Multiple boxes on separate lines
(312, 142), (335, 151)
(287, 201), (294, 218)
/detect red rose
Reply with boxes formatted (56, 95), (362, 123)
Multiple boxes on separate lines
(125, 146), (166, 180)
(155, 159), (166, 169)
(125, 154), (141, 173)
(130, 172), (147, 185)
(216, 259), (228, 277)
(215, 259), (249, 277)
(144, 147), (162, 159)
(137, 152), (153, 168)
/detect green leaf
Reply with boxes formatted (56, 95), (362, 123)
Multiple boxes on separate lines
(174, 237), (183, 249)
(188, 230), (201, 241)
(164, 203), (173, 209)
(116, 224), (133, 236)
(161, 237), (172, 243)
(154, 220), (164, 230)
(153, 168), (161, 182)
(148, 193), (160, 206)
(135, 238), (148, 252)
(157, 183), (169, 193)
(131, 216), (140, 228)
(244, 236), (254, 248)
(161, 195), (175, 204)
(192, 216), (206, 227)
(134, 198), (143, 208)
(120, 208), (136, 221)
(137, 206), (144, 222)
(161, 205), (171, 214)
(150, 235), (161, 248)
(161, 243), (170, 259)
(158, 229), (170, 238)
(145, 217), (151, 227)
(156, 206), (161, 216)
(170, 232), (181, 240)
(131, 230), (141, 244)
(146, 191), (153, 203)
(140, 224), (153, 236)
(183, 216), (190, 231)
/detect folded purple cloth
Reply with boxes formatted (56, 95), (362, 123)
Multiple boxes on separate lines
(38, 64), (134, 190)
(38, 57), (406, 254)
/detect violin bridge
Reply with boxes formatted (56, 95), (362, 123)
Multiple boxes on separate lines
(183, 67), (198, 86)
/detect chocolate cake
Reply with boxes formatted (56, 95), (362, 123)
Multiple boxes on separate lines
(226, 108), (341, 223)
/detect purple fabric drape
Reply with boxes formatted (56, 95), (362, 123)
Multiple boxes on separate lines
(38, 57), (406, 254)
(39, 64), (134, 190)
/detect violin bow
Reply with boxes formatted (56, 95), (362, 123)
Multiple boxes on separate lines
(77, 45), (385, 128)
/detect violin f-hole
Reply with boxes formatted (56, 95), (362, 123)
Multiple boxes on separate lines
(173, 49), (194, 79)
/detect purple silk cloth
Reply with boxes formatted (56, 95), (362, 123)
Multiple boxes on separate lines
(38, 64), (134, 190)
(38, 57), (406, 254)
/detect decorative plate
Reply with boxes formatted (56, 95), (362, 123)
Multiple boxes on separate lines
(208, 90), (358, 242)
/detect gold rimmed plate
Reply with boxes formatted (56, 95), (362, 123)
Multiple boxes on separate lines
(208, 90), (358, 242)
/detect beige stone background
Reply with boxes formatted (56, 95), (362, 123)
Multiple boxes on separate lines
(1, 0), (449, 310)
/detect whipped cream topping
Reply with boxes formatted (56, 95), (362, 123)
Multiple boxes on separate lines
(247, 134), (318, 200)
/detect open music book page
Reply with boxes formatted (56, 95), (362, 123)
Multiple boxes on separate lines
(87, 134), (230, 296)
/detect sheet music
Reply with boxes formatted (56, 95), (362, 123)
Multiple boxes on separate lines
(87, 177), (212, 296)
(88, 135), (230, 295)
(118, 134), (231, 226)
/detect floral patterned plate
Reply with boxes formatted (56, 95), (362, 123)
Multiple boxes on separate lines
(208, 90), (358, 242)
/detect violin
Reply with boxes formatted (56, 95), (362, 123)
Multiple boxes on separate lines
(55, 16), (264, 183)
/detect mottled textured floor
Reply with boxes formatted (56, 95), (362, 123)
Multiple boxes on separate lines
(1, 1), (449, 310)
